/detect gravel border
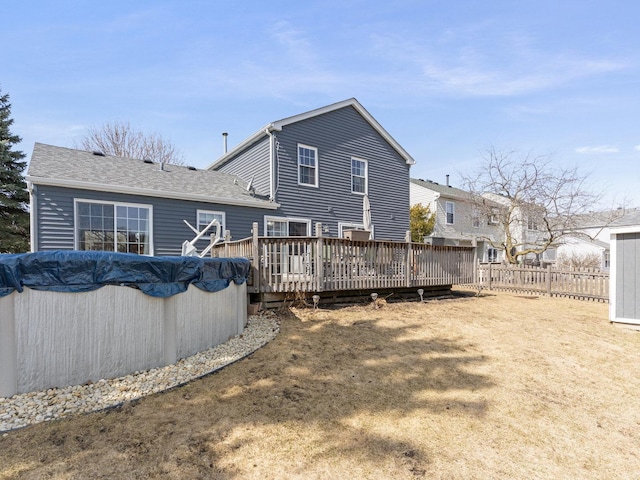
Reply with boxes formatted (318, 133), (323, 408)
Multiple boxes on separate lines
(0, 312), (280, 434)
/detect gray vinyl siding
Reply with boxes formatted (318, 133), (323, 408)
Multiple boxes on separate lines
(215, 138), (271, 197)
(273, 106), (410, 240)
(615, 233), (640, 320)
(34, 185), (269, 256)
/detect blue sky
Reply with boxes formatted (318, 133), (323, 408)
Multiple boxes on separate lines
(3, 0), (639, 207)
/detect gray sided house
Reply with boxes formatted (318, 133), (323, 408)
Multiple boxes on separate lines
(609, 209), (640, 326)
(27, 143), (277, 256)
(209, 98), (415, 241)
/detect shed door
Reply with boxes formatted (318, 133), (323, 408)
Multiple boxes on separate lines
(616, 233), (640, 320)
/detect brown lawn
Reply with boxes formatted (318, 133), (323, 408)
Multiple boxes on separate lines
(1, 289), (639, 479)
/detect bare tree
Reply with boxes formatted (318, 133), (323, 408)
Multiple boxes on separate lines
(556, 251), (602, 271)
(78, 122), (185, 165)
(460, 148), (610, 264)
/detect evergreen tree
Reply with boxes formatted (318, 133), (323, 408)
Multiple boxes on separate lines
(410, 203), (436, 242)
(0, 88), (30, 253)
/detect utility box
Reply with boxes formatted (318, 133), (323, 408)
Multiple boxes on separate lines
(344, 229), (371, 241)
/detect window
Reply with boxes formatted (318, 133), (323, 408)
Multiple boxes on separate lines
(351, 158), (367, 194)
(527, 216), (538, 231)
(489, 208), (499, 225)
(487, 247), (498, 263)
(75, 200), (151, 255)
(197, 210), (225, 236)
(297, 144), (318, 187)
(472, 208), (480, 228)
(264, 216), (311, 236)
(445, 201), (455, 225)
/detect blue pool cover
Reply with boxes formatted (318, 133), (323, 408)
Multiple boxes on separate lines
(0, 251), (250, 298)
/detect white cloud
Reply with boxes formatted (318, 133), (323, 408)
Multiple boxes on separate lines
(575, 145), (619, 154)
(634, 145), (640, 151)
(368, 29), (628, 97)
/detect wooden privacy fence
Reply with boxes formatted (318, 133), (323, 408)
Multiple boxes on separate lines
(211, 223), (475, 294)
(477, 263), (609, 302)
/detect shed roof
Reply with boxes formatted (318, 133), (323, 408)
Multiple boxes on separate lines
(27, 143), (277, 209)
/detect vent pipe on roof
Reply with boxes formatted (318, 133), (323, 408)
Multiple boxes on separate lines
(446, 174), (450, 187)
(222, 132), (228, 154)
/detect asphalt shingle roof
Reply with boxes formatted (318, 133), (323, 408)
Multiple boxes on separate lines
(27, 143), (275, 208)
(411, 178), (473, 200)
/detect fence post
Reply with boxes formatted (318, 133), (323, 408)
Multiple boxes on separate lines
(252, 222), (260, 293)
(315, 223), (324, 292)
(546, 265), (552, 296)
(405, 230), (412, 288)
(488, 262), (492, 290)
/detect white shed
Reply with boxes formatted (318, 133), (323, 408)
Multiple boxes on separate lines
(609, 211), (640, 325)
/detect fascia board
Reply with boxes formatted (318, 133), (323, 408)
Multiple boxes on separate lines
(610, 225), (640, 235)
(209, 98), (416, 168)
(206, 127), (271, 170)
(26, 176), (280, 210)
(272, 98), (416, 166)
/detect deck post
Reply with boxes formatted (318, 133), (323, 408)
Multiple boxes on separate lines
(224, 230), (231, 257)
(252, 222), (260, 293)
(405, 230), (412, 288)
(315, 223), (324, 292)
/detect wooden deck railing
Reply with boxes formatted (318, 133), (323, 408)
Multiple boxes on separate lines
(477, 263), (609, 302)
(211, 222), (475, 293)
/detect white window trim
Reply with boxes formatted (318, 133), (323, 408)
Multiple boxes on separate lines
(351, 157), (368, 195)
(196, 209), (226, 235)
(338, 222), (375, 239)
(264, 216), (312, 236)
(73, 198), (154, 255)
(445, 201), (455, 225)
(297, 144), (319, 188)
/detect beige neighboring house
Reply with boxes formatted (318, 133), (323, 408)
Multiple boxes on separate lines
(481, 192), (551, 265)
(410, 178), (504, 262)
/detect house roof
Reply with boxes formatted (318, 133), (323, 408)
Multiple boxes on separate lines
(410, 178), (474, 201)
(610, 208), (640, 229)
(562, 234), (610, 250)
(569, 209), (636, 229)
(207, 98), (416, 170)
(27, 143), (278, 209)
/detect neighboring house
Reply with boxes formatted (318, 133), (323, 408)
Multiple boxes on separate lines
(482, 192), (549, 265)
(546, 235), (610, 271)
(27, 143), (278, 256)
(543, 208), (637, 270)
(410, 178), (504, 262)
(609, 209), (640, 325)
(209, 98), (414, 241)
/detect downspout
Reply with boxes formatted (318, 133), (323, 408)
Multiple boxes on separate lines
(27, 181), (37, 252)
(265, 127), (277, 202)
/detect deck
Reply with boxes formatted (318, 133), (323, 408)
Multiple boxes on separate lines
(211, 223), (476, 305)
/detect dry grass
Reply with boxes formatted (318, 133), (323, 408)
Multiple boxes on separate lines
(1, 289), (639, 479)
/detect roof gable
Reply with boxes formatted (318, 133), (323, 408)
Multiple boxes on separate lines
(208, 98), (415, 170)
(27, 143), (277, 209)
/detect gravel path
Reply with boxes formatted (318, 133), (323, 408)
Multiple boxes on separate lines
(0, 313), (280, 434)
